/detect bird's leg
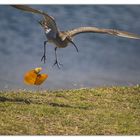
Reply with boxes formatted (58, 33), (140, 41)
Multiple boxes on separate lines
(41, 40), (48, 63)
(53, 47), (63, 69)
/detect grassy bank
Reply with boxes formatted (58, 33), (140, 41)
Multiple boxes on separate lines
(0, 86), (140, 135)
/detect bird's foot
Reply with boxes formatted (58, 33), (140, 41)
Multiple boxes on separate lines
(53, 60), (63, 69)
(41, 54), (47, 63)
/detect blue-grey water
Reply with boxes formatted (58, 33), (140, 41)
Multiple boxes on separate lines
(0, 5), (140, 90)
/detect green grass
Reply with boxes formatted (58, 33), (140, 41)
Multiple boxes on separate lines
(0, 86), (140, 135)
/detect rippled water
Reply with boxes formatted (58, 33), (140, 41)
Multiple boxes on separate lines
(0, 5), (140, 90)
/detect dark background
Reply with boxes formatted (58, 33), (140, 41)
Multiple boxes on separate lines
(0, 5), (140, 90)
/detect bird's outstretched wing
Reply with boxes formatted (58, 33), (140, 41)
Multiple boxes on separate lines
(62, 27), (140, 40)
(11, 5), (59, 34)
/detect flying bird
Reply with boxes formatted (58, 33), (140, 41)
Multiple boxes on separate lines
(11, 5), (140, 68)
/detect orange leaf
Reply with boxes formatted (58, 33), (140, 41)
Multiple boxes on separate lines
(24, 68), (48, 85)
(34, 74), (48, 85)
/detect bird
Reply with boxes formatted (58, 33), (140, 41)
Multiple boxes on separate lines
(11, 5), (140, 68)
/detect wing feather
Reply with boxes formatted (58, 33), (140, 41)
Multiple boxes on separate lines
(64, 27), (140, 40)
(11, 5), (58, 33)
